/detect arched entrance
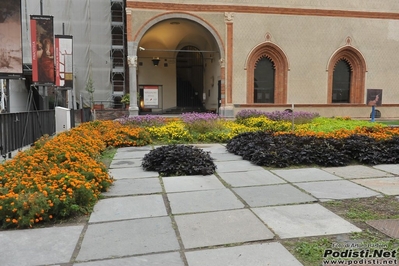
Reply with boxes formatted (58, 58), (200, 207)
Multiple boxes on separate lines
(133, 13), (224, 114)
(176, 46), (204, 110)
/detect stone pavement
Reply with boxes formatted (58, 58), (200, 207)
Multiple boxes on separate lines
(1, 144), (399, 266)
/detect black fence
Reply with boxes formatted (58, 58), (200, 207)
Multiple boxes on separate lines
(0, 110), (56, 158)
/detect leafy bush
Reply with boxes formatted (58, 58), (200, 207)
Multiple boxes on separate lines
(118, 115), (178, 127)
(226, 131), (399, 168)
(236, 116), (292, 131)
(235, 109), (319, 124)
(181, 112), (224, 134)
(146, 121), (193, 143)
(141, 145), (216, 176)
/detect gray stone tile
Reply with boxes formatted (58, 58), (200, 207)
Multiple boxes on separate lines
(117, 146), (153, 152)
(113, 150), (150, 160)
(109, 159), (143, 169)
(253, 203), (361, 239)
(0, 225), (83, 266)
(103, 178), (162, 197)
(218, 170), (286, 187)
(322, 165), (392, 179)
(209, 153), (243, 162)
(185, 242), (303, 266)
(163, 175), (225, 193)
(89, 195), (167, 223)
(76, 217), (179, 261)
(373, 164), (399, 175)
(353, 177), (399, 195)
(193, 143), (228, 154)
(233, 184), (316, 207)
(109, 167), (159, 179)
(168, 189), (244, 214)
(295, 180), (381, 201)
(74, 252), (184, 266)
(215, 160), (264, 173)
(175, 209), (274, 249)
(271, 168), (342, 182)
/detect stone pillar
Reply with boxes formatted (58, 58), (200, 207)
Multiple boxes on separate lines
(127, 42), (139, 116)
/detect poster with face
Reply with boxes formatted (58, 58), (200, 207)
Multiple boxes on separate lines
(30, 15), (55, 84)
(55, 35), (73, 87)
(0, 0), (23, 76)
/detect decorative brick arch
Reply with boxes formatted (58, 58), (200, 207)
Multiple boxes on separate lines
(327, 46), (367, 103)
(246, 42), (289, 104)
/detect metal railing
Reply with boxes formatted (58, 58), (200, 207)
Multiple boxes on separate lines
(0, 110), (56, 158)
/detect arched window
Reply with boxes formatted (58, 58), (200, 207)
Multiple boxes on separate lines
(327, 46), (366, 104)
(246, 42), (288, 104)
(332, 60), (351, 103)
(254, 57), (275, 103)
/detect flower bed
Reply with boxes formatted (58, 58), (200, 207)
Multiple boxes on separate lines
(0, 121), (150, 229)
(2, 110), (398, 229)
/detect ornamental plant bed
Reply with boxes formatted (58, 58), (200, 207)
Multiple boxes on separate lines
(226, 130), (399, 168)
(0, 121), (151, 229)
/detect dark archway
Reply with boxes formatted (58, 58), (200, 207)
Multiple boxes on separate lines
(176, 46), (204, 110)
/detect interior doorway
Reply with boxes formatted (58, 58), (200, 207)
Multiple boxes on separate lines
(176, 46), (204, 110)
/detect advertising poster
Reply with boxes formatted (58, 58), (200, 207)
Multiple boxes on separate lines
(30, 15), (54, 84)
(367, 89), (382, 106)
(55, 35), (73, 87)
(0, 0), (23, 76)
(144, 86), (159, 108)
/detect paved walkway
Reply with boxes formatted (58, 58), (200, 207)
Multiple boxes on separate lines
(1, 144), (399, 266)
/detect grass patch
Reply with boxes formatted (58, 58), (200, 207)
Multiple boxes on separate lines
(100, 146), (117, 169)
(283, 237), (333, 266)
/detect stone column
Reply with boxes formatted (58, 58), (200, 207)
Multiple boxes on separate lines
(127, 43), (139, 116)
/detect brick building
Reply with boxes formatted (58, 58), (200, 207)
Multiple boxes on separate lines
(125, 0), (399, 118)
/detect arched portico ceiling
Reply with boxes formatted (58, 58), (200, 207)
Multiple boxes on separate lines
(136, 15), (223, 59)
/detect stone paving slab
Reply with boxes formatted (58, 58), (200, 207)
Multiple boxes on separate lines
(74, 252), (184, 266)
(168, 188), (244, 214)
(218, 170), (286, 187)
(109, 167), (159, 179)
(353, 177), (399, 195)
(233, 184), (316, 207)
(215, 160), (265, 173)
(89, 195), (167, 223)
(185, 242), (303, 266)
(271, 168), (342, 182)
(117, 146), (153, 152)
(0, 225), (83, 266)
(373, 164), (399, 175)
(252, 203), (362, 239)
(193, 143), (228, 154)
(103, 178), (162, 197)
(76, 217), (180, 262)
(322, 165), (392, 179)
(366, 219), (399, 239)
(210, 152), (244, 162)
(113, 150), (150, 160)
(109, 159), (143, 169)
(163, 175), (225, 193)
(295, 180), (381, 201)
(174, 209), (274, 249)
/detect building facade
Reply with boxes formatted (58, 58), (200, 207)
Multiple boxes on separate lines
(126, 0), (399, 118)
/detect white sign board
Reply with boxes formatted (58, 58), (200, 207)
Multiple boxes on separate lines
(144, 86), (159, 108)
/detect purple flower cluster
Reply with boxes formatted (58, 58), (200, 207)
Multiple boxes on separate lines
(118, 115), (167, 127)
(236, 109), (319, 123)
(181, 112), (220, 124)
